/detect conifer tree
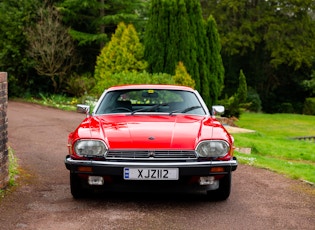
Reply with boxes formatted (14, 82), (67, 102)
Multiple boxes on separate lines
(205, 15), (225, 105)
(237, 69), (247, 103)
(144, 0), (223, 107)
(94, 22), (147, 93)
(144, 0), (167, 73)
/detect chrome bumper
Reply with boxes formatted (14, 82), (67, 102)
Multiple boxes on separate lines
(65, 155), (237, 175)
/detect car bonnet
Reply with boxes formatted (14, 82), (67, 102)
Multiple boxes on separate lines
(82, 115), (214, 150)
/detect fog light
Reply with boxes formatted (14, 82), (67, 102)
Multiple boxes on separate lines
(199, 176), (215, 185)
(88, 176), (104, 185)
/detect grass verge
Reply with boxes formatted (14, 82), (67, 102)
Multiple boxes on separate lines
(233, 113), (315, 185)
(0, 147), (19, 200)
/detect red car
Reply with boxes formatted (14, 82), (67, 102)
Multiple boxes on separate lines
(65, 85), (237, 200)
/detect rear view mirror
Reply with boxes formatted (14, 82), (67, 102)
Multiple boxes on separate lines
(142, 90), (159, 98)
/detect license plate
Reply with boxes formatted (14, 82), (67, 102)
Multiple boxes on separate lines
(124, 168), (178, 180)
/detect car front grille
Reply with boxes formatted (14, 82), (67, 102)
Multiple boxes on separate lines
(105, 150), (197, 161)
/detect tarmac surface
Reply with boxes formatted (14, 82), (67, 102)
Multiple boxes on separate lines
(0, 101), (314, 230)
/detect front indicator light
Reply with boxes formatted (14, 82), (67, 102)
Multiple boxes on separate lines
(78, 166), (92, 172)
(210, 167), (225, 173)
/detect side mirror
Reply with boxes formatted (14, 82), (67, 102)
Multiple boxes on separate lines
(77, 104), (90, 116)
(212, 105), (225, 115)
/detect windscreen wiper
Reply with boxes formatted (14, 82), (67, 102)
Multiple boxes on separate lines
(131, 103), (169, 115)
(169, 106), (201, 115)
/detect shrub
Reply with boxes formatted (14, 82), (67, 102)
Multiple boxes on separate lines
(246, 88), (262, 112)
(279, 102), (294, 113)
(303, 97), (315, 115)
(236, 69), (247, 103)
(219, 95), (241, 118)
(93, 71), (175, 94)
(65, 72), (96, 97)
(173, 62), (195, 88)
(94, 22), (147, 95)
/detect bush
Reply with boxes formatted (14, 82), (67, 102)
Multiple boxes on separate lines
(219, 95), (241, 118)
(92, 71), (176, 95)
(94, 22), (147, 91)
(65, 73), (96, 97)
(303, 98), (315, 115)
(173, 62), (195, 88)
(246, 88), (262, 112)
(279, 102), (294, 113)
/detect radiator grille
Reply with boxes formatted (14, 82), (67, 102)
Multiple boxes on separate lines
(106, 150), (197, 160)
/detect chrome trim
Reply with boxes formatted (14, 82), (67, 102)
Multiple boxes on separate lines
(105, 150), (197, 160)
(65, 157), (238, 167)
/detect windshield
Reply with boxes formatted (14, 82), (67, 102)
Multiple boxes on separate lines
(95, 89), (206, 115)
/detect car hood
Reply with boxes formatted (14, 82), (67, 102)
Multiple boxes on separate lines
(75, 115), (230, 150)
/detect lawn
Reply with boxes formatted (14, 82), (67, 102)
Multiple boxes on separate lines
(233, 113), (315, 184)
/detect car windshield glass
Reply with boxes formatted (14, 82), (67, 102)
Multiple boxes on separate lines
(95, 89), (206, 115)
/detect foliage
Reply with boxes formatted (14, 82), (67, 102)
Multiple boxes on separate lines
(173, 62), (195, 88)
(302, 70), (315, 96)
(205, 15), (224, 105)
(0, 0), (41, 96)
(144, 0), (224, 107)
(26, 5), (76, 93)
(234, 112), (315, 183)
(25, 93), (77, 111)
(220, 95), (240, 118)
(94, 22), (147, 94)
(237, 69), (247, 103)
(57, 0), (148, 73)
(65, 72), (96, 97)
(95, 71), (175, 94)
(144, 0), (193, 76)
(0, 147), (19, 199)
(204, 0), (315, 113)
(220, 69), (248, 118)
(246, 87), (262, 112)
(303, 98), (315, 115)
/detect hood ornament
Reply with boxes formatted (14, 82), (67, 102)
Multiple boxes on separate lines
(148, 136), (155, 140)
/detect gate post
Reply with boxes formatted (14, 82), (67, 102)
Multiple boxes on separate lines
(0, 72), (8, 189)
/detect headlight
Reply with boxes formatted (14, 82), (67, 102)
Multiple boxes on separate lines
(74, 140), (107, 157)
(195, 140), (230, 158)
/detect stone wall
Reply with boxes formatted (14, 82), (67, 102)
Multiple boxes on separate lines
(0, 72), (8, 189)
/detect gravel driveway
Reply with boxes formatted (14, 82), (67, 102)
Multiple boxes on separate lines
(0, 101), (314, 230)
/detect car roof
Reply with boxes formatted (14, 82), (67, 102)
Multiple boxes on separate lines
(106, 84), (195, 92)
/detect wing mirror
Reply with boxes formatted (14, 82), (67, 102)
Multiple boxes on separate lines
(77, 104), (90, 116)
(212, 105), (225, 115)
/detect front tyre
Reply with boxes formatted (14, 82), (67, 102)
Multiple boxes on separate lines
(206, 173), (231, 201)
(70, 173), (87, 199)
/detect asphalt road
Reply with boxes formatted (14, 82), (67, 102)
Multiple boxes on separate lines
(0, 101), (314, 230)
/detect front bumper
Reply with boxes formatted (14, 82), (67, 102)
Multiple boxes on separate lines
(65, 155), (238, 177)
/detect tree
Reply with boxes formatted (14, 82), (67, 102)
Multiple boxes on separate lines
(26, 6), (76, 93)
(205, 15), (224, 105)
(144, 0), (223, 107)
(94, 22), (147, 93)
(203, 0), (315, 113)
(0, 0), (41, 96)
(237, 69), (247, 104)
(57, 0), (148, 73)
